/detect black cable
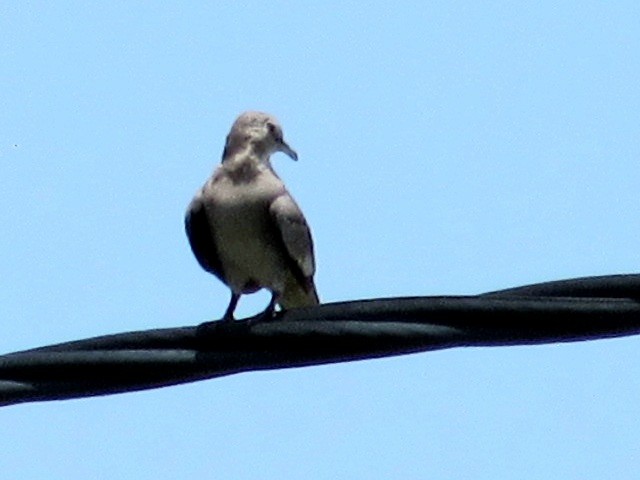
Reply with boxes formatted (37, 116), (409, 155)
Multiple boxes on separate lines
(1, 273), (639, 407)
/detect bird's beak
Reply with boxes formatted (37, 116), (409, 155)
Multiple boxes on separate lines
(278, 140), (298, 161)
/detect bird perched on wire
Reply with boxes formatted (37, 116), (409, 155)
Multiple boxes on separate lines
(185, 111), (319, 322)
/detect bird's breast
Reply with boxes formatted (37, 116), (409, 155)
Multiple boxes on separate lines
(205, 175), (288, 293)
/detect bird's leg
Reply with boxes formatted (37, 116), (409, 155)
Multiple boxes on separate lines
(221, 292), (240, 322)
(263, 292), (278, 318)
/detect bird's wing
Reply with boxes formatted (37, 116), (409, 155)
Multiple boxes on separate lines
(269, 192), (316, 281)
(184, 194), (226, 283)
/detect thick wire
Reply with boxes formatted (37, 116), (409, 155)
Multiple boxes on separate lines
(1, 273), (639, 407)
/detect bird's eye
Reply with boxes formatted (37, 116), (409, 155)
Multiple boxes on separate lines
(267, 122), (282, 141)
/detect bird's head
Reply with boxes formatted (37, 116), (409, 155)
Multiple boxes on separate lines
(223, 111), (298, 162)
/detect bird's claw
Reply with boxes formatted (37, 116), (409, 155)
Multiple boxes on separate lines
(245, 309), (277, 325)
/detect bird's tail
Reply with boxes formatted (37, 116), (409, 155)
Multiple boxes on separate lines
(279, 277), (319, 309)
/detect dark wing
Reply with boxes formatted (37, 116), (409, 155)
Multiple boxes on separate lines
(269, 193), (316, 285)
(184, 195), (226, 283)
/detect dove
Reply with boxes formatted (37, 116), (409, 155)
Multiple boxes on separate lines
(185, 111), (319, 322)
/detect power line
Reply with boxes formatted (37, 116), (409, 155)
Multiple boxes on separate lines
(1, 273), (639, 407)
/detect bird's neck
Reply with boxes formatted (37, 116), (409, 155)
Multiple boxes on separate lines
(222, 146), (272, 183)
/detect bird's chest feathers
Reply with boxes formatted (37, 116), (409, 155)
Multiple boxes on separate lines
(207, 172), (287, 289)
(212, 171), (282, 220)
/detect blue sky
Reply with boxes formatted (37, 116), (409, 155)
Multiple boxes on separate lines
(1, 1), (640, 478)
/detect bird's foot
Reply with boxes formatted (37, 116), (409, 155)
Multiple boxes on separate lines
(197, 297), (278, 335)
(196, 315), (255, 340)
(198, 313), (234, 328)
(222, 313), (236, 323)
(245, 305), (280, 325)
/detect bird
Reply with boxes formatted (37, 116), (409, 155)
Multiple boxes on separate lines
(185, 111), (319, 322)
